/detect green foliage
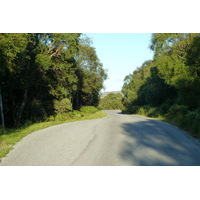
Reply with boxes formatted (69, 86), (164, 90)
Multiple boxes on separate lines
(167, 104), (188, 117)
(158, 102), (171, 115)
(164, 105), (200, 137)
(73, 36), (108, 110)
(122, 33), (200, 137)
(131, 105), (159, 118)
(80, 106), (98, 114)
(0, 33), (107, 128)
(68, 110), (82, 118)
(122, 60), (175, 109)
(0, 33), (28, 76)
(122, 105), (140, 114)
(54, 98), (72, 114)
(122, 60), (153, 107)
(151, 33), (200, 108)
(166, 104), (189, 126)
(98, 93), (124, 110)
(137, 67), (177, 106)
(54, 114), (68, 121)
(185, 109), (200, 135)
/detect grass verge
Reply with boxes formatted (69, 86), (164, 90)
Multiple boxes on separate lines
(0, 110), (106, 159)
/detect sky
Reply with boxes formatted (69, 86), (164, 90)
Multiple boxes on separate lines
(85, 33), (154, 92)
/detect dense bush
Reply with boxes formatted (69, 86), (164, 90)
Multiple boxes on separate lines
(54, 98), (73, 114)
(123, 105), (140, 114)
(133, 106), (159, 117)
(69, 111), (82, 118)
(98, 93), (124, 110)
(47, 106), (99, 122)
(146, 107), (159, 117)
(54, 114), (69, 121)
(184, 109), (200, 135)
(167, 104), (188, 117)
(80, 106), (98, 114)
(158, 102), (171, 115)
(165, 104), (189, 126)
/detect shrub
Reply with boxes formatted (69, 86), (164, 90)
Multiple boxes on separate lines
(167, 104), (188, 117)
(54, 98), (72, 114)
(69, 110), (82, 118)
(98, 93), (123, 110)
(125, 105), (140, 114)
(147, 107), (159, 117)
(185, 109), (200, 134)
(54, 114), (66, 121)
(166, 104), (189, 127)
(48, 115), (55, 121)
(159, 102), (171, 114)
(54, 113), (72, 121)
(80, 106), (98, 114)
(138, 107), (146, 115)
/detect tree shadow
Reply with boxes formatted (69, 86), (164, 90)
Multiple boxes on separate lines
(120, 118), (200, 166)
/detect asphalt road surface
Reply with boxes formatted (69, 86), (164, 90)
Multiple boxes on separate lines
(1, 110), (200, 166)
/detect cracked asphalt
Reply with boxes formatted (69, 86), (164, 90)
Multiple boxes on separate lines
(1, 110), (200, 166)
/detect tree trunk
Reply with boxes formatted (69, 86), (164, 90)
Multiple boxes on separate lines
(14, 89), (28, 127)
(0, 88), (5, 132)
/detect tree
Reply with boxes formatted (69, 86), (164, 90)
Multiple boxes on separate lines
(0, 33), (107, 128)
(98, 93), (123, 110)
(0, 33), (30, 127)
(73, 36), (108, 109)
(137, 66), (177, 106)
(122, 60), (153, 108)
(150, 33), (200, 108)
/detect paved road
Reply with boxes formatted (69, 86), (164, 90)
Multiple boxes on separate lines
(1, 110), (200, 166)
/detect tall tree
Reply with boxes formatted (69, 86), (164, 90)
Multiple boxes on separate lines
(137, 66), (177, 106)
(0, 33), (29, 126)
(73, 36), (107, 109)
(150, 33), (200, 108)
(0, 33), (107, 127)
(122, 60), (153, 108)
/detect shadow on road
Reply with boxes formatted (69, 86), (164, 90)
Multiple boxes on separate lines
(120, 119), (200, 166)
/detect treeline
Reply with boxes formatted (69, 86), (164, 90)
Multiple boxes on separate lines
(122, 33), (200, 136)
(0, 33), (107, 128)
(98, 93), (124, 110)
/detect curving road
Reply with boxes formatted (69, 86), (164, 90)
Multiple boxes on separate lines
(1, 110), (200, 166)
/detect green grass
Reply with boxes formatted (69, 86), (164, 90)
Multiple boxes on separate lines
(0, 110), (106, 159)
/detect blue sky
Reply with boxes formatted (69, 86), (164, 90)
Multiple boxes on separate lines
(85, 33), (154, 92)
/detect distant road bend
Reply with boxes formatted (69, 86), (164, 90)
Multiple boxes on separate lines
(1, 110), (200, 166)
